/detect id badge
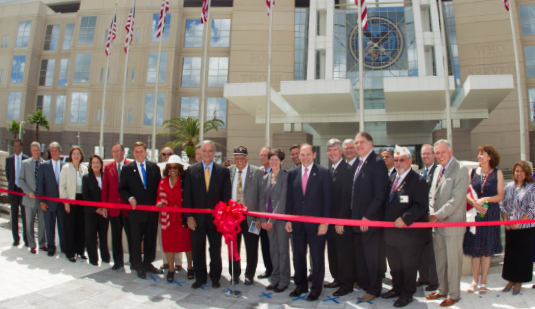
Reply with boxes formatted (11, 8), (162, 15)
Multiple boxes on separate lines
(400, 195), (409, 203)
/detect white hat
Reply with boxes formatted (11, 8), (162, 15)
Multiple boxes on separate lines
(166, 155), (184, 165)
(394, 145), (410, 158)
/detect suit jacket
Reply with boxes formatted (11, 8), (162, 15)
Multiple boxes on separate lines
(101, 159), (131, 217)
(36, 159), (65, 212)
(417, 163), (438, 189)
(350, 151), (389, 233)
(183, 161), (231, 227)
(18, 157), (43, 208)
(428, 158), (469, 236)
(229, 164), (263, 225)
(5, 154), (29, 201)
(59, 162), (88, 200)
(331, 160), (353, 219)
(118, 160), (162, 223)
(259, 169), (288, 224)
(388, 168), (397, 178)
(384, 169), (429, 246)
(82, 173), (102, 214)
(286, 163), (332, 234)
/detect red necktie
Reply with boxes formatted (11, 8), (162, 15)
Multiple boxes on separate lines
(302, 167), (308, 196)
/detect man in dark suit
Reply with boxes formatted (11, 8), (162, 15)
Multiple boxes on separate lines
(324, 139), (354, 297)
(257, 146), (273, 280)
(382, 148), (397, 178)
(351, 132), (389, 302)
(285, 144), (332, 301)
(37, 141), (65, 256)
(5, 139), (29, 246)
(184, 140), (231, 289)
(416, 143), (439, 291)
(382, 146), (429, 308)
(119, 142), (162, 279)
(342, 139), (357, 167)
(102, 142), (132, 270)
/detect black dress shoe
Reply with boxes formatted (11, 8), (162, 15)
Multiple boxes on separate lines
(90, 261), (98, 266)
(47, 251), (55, 257)
(78, 254), (88, 260)
(333, 288), (353, 297)
(112, 263), (124, 270)
(289, 288), (308, 297)
(146, 265), (164, 274)
(306, 291), (320, 301)
(416, 281), (429, 287)
(274, 286), (287, 293)
(257, 272), (271, 279)
(324, 281), (340, 288)
(266, 284), (276, 290)
(13, 241), (20, 246)
(244, 278), (253, 286)
(212, 281), (221, 288)
(307, 274), (313, 282)
(394, 297), (413, 308)
(136, 270), (147, 279)
(231, 278), (240, 285)
(381, 289), (401, 299)
(425, 284), (439, 291)
(191, 281), (205, 289)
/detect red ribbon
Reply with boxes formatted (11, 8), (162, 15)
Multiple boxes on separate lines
(212, 200), (247, 261)
(2, 188), (535, 228)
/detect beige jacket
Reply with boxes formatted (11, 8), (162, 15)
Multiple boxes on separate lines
(59, 162), (88, 200)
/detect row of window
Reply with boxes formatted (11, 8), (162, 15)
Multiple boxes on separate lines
(5, 93), (228, 128)
(520, 5), (535, 36)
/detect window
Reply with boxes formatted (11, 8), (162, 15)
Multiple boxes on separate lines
(128, 109), (133, 125)
(131, 68), (135, 82)
(185, 19), (203, 47)
(180, 97), (199, 118)
(43, 25), (60, 50)
(208, 57), (228, 87)
(181, 57), (201, 87)
(36, 95), (51, 119)
(151, 13), (171, 42)
(530, 88), (535, 121)
(144, 93), (164, 125)
(39, 59), (55, 86)
(55, 95), (66, 124)
(295, 8), (309, 80)
(135, 28), (139, 43)
(97, 108), (107, 124)
(211, 19), (231, 47)
(10, 55), (26, 83)
(1, 36), (4, 48)
(94, 146), (105, 156)
(63, 23), (75, 49)
(73, 54), (92, 83)
(7, 92), (21, 120)
(78, 16), (97, 44)
(100, 68), (109, 83)
(526, 46), (535, 78)
(70, 92), (88, 123)
(207, 97), (227, 128)
(0, 70), (3, 83)
(4, 36), (8, 48)
(58, 59), (69, 86)
(16, 21), (32, 47)
(147, 52), (167, 83)
(519, 5), (535, 36)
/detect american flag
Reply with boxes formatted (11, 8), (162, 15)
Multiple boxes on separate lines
(213, 109), (217, 120)
(105, 15), (117, 56)
(124, 7), (135, 54)
(356, 0), (368, 30)
(266, 0), (275, 16)
(156, 0), (170, 38)
(201, 0), (209, 24)
(503, 0), (509, 11)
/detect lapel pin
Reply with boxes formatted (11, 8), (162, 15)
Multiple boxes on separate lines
(313, 173), (316, 176)
(134, 169), (137, 172)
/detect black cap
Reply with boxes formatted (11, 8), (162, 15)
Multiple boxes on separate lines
(233, 146), (248, 156)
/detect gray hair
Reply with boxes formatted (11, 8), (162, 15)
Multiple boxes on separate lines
(201, 140), (216, 150)
(49, 141), (61, 151)
(381, 148), (394, 156)
(30, 141), (41, 148)
(434, 139), (452, 151)
(342, 139), (355, 147)
(326, 139), (342, 150)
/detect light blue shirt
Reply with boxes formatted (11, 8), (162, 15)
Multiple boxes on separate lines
(202, 161), (214, 178)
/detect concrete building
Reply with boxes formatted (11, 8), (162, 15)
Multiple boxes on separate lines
(0, 0), (533, 168)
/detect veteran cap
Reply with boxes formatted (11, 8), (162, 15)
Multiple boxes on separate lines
(233, 146), (248, 156)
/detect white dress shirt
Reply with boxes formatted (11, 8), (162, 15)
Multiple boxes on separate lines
(347, 157), (357, 166)
(232, 164), (248, 201)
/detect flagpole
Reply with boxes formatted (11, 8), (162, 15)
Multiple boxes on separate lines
(508, 0), (526, 160)
(265, 0), (274, 147)
(100, 3), (117, 156)
(437, 0), (452, 145)
(357, 0), (364, 132)
(120, 0), (136, 145)
(152, 22), (165, 161)
(199, 0), (212, 143)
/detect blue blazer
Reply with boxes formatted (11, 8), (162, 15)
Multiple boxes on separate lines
(286, 163), (332, 234)
(36, 160), (65, 212)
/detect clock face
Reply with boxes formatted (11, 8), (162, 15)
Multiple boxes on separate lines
(349, 16), (404, 69)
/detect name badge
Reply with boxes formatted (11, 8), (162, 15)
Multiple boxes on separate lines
(400, 195), (409, 203)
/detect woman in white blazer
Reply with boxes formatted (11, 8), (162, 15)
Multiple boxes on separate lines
(59, 146), (88, 262)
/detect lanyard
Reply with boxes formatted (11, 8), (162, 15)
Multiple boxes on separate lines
(480, 168), (493, 194)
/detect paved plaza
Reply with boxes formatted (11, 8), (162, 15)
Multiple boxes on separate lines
(1, 215), (534, 309)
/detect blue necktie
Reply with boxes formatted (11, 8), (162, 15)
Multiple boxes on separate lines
(423, 168), (428, 180)
(15, 156), (20, 187)
(55, 162), (59, 184)
(140, 163), (146, 189)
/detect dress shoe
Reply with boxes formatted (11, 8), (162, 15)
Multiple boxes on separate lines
(439, 298), (458, 307)
(212, 281), (221, 288)
(112, 263), (124, 270)
(426, 292), (447, 300)
(354, 283), (361, 289)
(136, 270), (147, 279)
(289, 288), (308, 297)
(512, 288), (521, 296)
(394, 297), (413, 308)
(333, 288), (353, 297)
(274, 286), (287, 293)
(359, 293), (376, 302)
(324, 280), (340, 288)
(416, 281), (429, 287)
(266, 284), (276, 290)
(191, 281), (206, 289)
(146, 264), (163, 274)
(90, 261), (98, 266)
(47, 251), (55, 257)
(39, 246), (48, 251)
(231, 278), (240, 285)
(381, 289), (400, 299)
(24, 243), (29, 247)
(13, 241), (20, 246)
(425, 284), (439, 291)
(102, 259), (110, 264)
(244, 278), (253, 286)
(30, 248), (37, 254)
(78, 254), (88, 260)
(306, 291), (320, 301)
(257, 272), (271, 279)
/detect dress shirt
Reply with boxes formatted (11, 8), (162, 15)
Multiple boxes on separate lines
(301, 162), (314, 178)
(232, 164), (248, 201)
(388, 167), (396, 177)
(332, 158), (343, 171)
(423, 163), (434, 180)
(14, 153), (23, 187)
(116, 158), (125, 176)
(96, 175), (102, 189)
(394, 168), (410, 184)
(51, 159), (61, 182)
(135, 160), (147, 186)
(347, 157), (357, 166)
(261, 166), (272, 174)
(439, 157), (454, 175)
(202, 161), (214, 177)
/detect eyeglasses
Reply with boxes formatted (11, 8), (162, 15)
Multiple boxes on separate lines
(169, 166), (179, 170)
(162, 152), (173, 156)
(394, 158), (406, 163)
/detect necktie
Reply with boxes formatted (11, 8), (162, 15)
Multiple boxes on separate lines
(264, 169), (267, 175)
(34, 160), (40, 190)
(205, 165), (210, 191)
(389, 177), (400, 203)
(237, 170), (243, 204)
(423, 168), (428, 180)
(436, 167), (445, 188)
(302, 167), (308, 196)
(55, 162), (59, 184)
(350, 160), (364, 209)
(15, 156), (20, 187)
(331, 166), (335, 175)
(140, 163), (146, 189)
(117, 163), (122, 181)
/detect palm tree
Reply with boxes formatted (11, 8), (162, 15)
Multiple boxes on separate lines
(26, 110), (50, 143)
(158, 117), (224, 164)
(7, 120), (24, 139)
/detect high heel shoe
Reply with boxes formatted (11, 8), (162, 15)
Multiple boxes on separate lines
(187, 268), (195, 280)
(167, 271), (175, 282)
(467, 281), (478, 293)
(502, 282), (514, 292)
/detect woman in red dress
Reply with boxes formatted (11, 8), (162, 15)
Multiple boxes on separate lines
(156, 155), (193, 282)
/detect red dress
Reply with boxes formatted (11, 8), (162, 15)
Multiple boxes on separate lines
(157, 176), (192, 253)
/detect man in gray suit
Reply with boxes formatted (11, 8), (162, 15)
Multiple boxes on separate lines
(425, 139), (469, 307)
(37, 141), (66, 256)
(228, 146), (263, 285)
(18, 142), (46, 254)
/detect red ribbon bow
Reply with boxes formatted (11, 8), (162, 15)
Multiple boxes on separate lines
(212, 200), (248, 261)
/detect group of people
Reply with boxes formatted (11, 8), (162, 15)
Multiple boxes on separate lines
(5, 133), (535, 307)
